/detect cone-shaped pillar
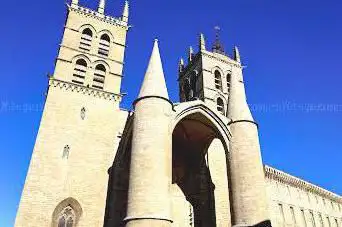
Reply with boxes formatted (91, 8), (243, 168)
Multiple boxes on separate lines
(178, 58), (184, 73)
(227, 67), (270, 226)
(98, 0), (105, 14)
(71, 0), (79, 5)
(199, 33), (206, 51)
(125, 40), (173, 227)
(188, 46), (194, 62)
(234, 46), (241, 63)
(122, 1), (129, 23)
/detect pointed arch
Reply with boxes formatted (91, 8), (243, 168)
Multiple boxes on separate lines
(172, 101), (232, 226)
(172, 101), (231, 149)
(51, 198), (82, 227)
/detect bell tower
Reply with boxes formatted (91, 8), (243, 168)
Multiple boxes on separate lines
(178, 30), (271, 226)
(178, 28), (239, 117)
(15, 1), (130, 226)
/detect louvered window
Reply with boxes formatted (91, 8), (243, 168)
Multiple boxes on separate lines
(92, 64), (106, 90)
(72, 59), (87, 85)
(98, 34), (110, 57)
(79, 28), (93, 51)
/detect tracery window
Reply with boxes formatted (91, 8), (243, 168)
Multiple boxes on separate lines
(98, 34), (111, 57)
(79, 28), (93, 51)
(92, 64), (106, 90)
(217, 97), (224, 115)
(57, 206), (75, 227)
(72, 59), (87, 85)
(214, 70), (222, 91)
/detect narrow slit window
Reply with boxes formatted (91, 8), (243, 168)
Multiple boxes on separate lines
(214, 70), (222, 91)
(226, 73), (231, 93)
(217, 97), (224, 115)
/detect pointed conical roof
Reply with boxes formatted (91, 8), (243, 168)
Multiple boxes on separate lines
(138, 40), (169, 99)
(98, 0), (105, 14)
(122, 1), (129, 22)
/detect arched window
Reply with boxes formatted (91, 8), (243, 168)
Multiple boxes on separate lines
(98, 34), (111, 57)
(72, 59), (87, 85)
(214, 70), (222, 91)
(57, 206), (75, 227)
(62, 145), (70, 159)
(217, 97), (224, 115)
(79, 28), (93, 51)
(226, 73), (231, 93)
(92, 64), (106, 90)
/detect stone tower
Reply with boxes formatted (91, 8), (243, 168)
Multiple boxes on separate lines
(178, 32), (231, 116)
(179, 33), (270, 226)
(125, 40), (174, 227)
(15, 1), (130, 226)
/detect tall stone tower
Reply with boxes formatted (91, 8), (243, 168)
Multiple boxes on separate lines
(178, 32), (232, 116)
(179, 32), (270, 226)
(15, 1), (130, 226)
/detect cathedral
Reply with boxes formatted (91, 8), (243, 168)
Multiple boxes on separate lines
(15, 1), (342, 227)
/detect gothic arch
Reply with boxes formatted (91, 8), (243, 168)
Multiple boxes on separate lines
(51, 197), (82, 227)
(172, 101), (231, 150)
(72, 54), (91, 65)
(92, 60), (110, 72)
(78, 24), (96, 35)
(98, 29), (114, 42)
(172, 101), (232, 226)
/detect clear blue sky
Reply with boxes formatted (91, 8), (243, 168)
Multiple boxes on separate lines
(0, 0), (341, 226)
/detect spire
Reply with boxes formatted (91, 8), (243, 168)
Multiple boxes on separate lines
(179, 58), (185, 73)
(188, 46), (194, 62)
(199, 33), (206, 51)
(71, 0), (79, 5)
(234, 46), (241, 63)
(212, 26), (225, 55)
(98, 0), (105, 14)
(138, 40), (169, 99)
(122, 1), (129, 23)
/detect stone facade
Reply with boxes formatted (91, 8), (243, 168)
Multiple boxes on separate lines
(15, 1), (341, 227)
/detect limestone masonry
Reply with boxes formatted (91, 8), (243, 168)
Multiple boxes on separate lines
(15, 1), (341, 227)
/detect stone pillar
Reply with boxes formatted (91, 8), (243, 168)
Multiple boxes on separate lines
(207, 139), (231, 227)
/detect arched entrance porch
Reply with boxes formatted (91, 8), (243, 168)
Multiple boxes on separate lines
(171, 103), (232, 227)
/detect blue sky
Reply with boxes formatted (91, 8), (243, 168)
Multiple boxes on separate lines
(0, 0), (342, 226)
